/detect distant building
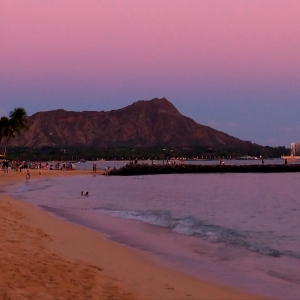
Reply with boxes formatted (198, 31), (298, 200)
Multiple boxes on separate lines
(290, 142), (300, 156)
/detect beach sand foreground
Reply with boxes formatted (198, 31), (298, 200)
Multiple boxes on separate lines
(0, 170), (267, 299)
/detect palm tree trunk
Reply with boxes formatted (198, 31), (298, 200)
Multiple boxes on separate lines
(4, 137), (11, 157)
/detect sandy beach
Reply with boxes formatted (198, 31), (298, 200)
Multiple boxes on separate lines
(0, 169), (268, 299)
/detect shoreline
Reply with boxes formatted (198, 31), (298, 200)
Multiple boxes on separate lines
(0, 169), (268, 299)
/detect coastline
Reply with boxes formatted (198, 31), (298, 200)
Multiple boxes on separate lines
(0, 169), (268, 299)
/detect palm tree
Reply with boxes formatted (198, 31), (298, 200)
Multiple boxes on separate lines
(1, 108), (28, 157)
(0, 116), (9, 146)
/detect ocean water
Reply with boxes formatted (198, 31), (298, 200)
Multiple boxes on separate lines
(4, 170), (300, 299)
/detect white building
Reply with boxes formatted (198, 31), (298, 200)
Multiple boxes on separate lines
(290, 142), (300, 156)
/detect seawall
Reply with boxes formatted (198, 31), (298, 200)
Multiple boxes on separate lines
(109, 163), (300, 176)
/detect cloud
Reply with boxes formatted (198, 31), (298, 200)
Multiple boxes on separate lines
(207, 120), (238, 130)
(207, 120), (220, 128)
(226, 121), (238, 128)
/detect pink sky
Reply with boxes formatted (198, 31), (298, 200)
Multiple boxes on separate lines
(1, 0), (300, 146)
(2, 0), (300, 86)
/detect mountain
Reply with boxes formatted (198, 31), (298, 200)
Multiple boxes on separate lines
(11, 98), (253, 149)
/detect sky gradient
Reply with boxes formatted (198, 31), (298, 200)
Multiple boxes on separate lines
(1, 0), (300, 147)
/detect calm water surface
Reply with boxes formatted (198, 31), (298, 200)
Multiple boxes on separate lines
(5, 170), (300, 299)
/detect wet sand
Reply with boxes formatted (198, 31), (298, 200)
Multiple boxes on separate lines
(0, 169), (268, 299)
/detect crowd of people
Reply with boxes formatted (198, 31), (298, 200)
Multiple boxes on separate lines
(1, 160), (76, 173)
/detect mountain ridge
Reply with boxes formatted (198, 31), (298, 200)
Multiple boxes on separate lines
(11, 98), (253, 149)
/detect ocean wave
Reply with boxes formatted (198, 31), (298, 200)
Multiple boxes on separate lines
(17, 184), (54, 193)
(93, 207), (282, 257)
(250, 244), (280, 257)
(94, 208), (173, 227)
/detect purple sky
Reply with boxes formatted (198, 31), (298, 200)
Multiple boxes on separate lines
(1, 0), (300, 147)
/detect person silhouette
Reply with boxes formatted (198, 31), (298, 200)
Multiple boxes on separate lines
(26, 169), (30, 181)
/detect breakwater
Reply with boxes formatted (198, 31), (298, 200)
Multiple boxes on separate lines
(109, 163), (300, 176)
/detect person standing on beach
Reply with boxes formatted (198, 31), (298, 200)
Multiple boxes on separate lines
(93, 163), (97, 173)
(3, 160), (9, 173)
(26, 169), (30, 181)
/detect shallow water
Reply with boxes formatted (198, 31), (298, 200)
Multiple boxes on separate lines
(5, 171), (300, 299)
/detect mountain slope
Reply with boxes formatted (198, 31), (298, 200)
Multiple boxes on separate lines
(11, 98), (252, 149)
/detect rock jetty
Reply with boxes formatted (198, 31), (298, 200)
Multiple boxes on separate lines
(109, 163), (300, 176)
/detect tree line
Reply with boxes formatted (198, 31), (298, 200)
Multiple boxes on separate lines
(0, 108), (28, 157)
(7, 144), (289, 162)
